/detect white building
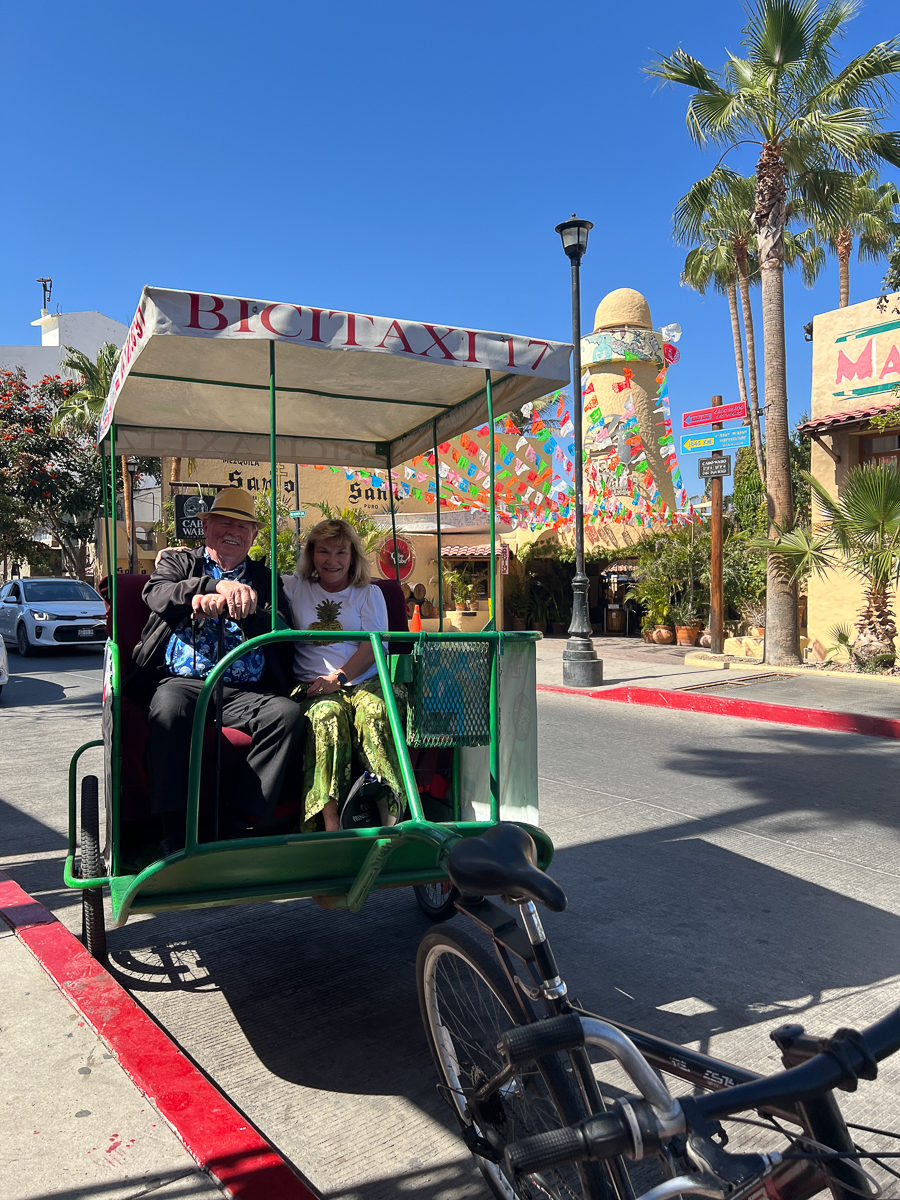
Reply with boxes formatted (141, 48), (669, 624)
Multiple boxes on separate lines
(0, 308), (128, 382)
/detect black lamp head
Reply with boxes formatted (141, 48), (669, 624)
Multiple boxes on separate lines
(555, 214), (593, 260)
(126, 455), (140, 476)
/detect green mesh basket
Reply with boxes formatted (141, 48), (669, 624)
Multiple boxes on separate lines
(406, 640), (491, 748)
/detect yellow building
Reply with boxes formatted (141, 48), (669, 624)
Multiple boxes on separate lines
(801, 291), (900, 659)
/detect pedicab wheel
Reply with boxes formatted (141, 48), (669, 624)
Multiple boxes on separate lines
(417, 926), (615, 1200)
(79, 775), (108, 965)
(413, 881), (459, 922)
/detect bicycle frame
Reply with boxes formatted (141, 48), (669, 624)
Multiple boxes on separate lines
(456, 894), (859, 1200)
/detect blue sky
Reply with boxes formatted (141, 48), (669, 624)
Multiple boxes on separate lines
(2, 0), (897, 493)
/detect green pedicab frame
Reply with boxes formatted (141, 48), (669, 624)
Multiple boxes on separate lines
(64, 290), (570, 930)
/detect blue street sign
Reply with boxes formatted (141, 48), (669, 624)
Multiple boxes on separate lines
(680, 427), (751, 454)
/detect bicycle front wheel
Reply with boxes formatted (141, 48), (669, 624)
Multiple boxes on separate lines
(417, 926), (615, 1200)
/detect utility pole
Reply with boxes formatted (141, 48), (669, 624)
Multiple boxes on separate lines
(709, 399), (724, 656)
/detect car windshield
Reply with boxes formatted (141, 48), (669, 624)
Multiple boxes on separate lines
(23, 581), (102, 603)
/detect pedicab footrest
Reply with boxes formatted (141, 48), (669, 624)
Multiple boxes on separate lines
(406, 640), (491, 747)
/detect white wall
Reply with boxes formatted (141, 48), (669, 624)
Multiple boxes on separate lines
(0, 310), (128, 382)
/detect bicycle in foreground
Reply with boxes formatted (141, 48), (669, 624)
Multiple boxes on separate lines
(417, 823), (900, 1200)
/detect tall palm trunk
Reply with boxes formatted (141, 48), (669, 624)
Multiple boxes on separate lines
(754, 143), (799, 665)
(170, 458), (182, 483)
(735, 243), (766, 484)
(837, 226), (853, 307)
(121, 456), (134, 569)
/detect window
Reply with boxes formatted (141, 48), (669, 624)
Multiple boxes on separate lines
(22, 581), (101, 603)
(861, 434), (900, 469)
(9, 583), (21, 603)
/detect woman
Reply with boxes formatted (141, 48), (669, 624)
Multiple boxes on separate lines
(283, 519), (406, 831)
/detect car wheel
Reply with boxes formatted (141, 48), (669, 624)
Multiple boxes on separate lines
(16, 623), (34, 657)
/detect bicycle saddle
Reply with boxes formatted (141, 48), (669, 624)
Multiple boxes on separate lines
(448, 823), (568, 912)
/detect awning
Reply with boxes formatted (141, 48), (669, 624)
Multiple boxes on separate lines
(441, 545), (502, 558)
(100, 287), (571, 467)
(797, 401), (899, 436)
(601, 558), (638, 573)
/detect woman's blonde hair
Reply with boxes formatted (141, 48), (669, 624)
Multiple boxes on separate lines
(296, 518), (372, 587)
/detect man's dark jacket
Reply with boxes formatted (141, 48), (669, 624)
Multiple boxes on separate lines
(126, 549), (294, 701)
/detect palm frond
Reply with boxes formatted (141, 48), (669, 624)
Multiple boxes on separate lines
(750, 522), (836, 584)
(817, 39), (900, 110)
(743, 0), (821, 75)
(646, 49), (726, 94)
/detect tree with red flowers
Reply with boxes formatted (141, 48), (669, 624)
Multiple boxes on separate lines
(0, 369), (104, 580)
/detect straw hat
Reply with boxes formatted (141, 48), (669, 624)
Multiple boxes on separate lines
(201, 487), (258, 524)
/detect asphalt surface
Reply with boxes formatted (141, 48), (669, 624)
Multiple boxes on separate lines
(3, 646), (900, 1198)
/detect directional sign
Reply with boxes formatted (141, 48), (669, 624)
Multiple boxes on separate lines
(289, 510), (306, 519)
(698, 455), (732, 479)
(683, 400), (747, 428)
(681, 427), (751, 454)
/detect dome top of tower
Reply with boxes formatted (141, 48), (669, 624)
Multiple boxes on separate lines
(593, 288), (652, 332)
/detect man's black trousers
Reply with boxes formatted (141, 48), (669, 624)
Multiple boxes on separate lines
(148, 677), (304, 821)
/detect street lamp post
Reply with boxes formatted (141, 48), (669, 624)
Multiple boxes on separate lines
(555, 215), (604, 688)
(126, 456), (140, 575)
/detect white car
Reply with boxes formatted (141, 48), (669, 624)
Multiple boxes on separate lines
(0, 577), (107, 656)
(0, 637), (8, 697)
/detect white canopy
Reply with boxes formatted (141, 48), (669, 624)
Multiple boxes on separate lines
(100, 287), (571, 468)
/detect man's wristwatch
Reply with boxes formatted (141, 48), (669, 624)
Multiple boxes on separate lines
(336, 671), (348, 687)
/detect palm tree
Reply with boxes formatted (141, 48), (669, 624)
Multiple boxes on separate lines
(810, 168), (900, 306)
(758, 464), (900, 667)
(52, 343), (132, 554)
(649, 0), (900, 666)
(676, 168), (823, 486)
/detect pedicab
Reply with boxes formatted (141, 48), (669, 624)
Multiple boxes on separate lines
(64, 287), (571, 960)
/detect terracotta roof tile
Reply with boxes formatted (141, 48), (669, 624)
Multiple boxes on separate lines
(798, 400), (899, 434)
(440, 544), (501, 557)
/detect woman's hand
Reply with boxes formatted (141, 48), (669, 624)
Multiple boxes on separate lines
(306, 672), (343, 697)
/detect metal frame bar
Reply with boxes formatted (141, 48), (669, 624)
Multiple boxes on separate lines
(129, 371), (453, 410)
(432, 418), (443, 632)
(269, 341), (278, 629)
(386, 442), (400, 583)
(485, 371), (500, 819)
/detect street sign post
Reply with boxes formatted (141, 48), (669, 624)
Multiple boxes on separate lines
(681, 427), (750, 454)
(698, 455), (732, 479)
(683, 400), (747, 428)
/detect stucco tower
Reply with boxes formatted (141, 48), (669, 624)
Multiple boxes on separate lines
(581, 288), (677, 513)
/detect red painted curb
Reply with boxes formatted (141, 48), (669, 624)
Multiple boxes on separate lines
(0, 872), (318, 1200)
(537, 683), (900, 740)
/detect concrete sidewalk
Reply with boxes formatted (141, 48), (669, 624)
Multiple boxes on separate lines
(535, 635), (900, 723)
(1, 925), (223, 1200)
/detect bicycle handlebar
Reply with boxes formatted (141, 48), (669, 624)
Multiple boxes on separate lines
(501, 1006), (900, 1184)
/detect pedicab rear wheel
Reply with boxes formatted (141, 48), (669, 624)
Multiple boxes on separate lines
(80, 775), (108, 964)
(413, 881), (459, 922)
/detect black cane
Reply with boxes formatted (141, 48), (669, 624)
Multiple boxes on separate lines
(213, 614), (225, 841)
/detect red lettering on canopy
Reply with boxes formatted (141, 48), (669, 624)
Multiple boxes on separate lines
(334, 312), (375, 347)
(880, 344), (900, 378)
(377, 320), (415, 353)
(261, 304), (303, 337)
(188, 294), (228, 331)
(836, 338), (874, 384)
(417, 325), (457, 360)
(507, 338), (517, 368)
(461, 331), (479, 363)
(237, 299), (254, 333)
(307, 308), (328, 343)
(527, 340), (551, 370)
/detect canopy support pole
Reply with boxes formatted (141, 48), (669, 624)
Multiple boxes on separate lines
(386, 442), (400, 583)
(268, 341), (277, 631)
(485, 371), (500, 820)
(100, 435), (112, 581)
(110, 424), (118, 642)
(432, 419), (443, 631)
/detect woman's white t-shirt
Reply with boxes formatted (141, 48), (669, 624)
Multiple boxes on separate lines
(282, 575), (388, 684)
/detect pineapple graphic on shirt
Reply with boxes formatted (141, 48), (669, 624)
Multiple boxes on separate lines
(308, 599), (344, 631)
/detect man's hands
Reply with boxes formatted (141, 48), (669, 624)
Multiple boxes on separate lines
(190, 579), (258, 620)
(306, 672), (343, 697)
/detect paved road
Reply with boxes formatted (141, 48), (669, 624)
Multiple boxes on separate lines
(3, 649), (900, 1197)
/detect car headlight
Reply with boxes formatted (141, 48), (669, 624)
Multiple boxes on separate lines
(30, 611), (53, 621)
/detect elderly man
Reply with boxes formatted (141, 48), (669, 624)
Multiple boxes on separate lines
(128, 488), (302, 852)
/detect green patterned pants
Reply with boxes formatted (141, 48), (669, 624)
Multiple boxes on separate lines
(292, 677), (407, 827)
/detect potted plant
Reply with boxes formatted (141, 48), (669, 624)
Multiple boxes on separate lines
(528, 591), (552, 635)
(505, 576), (529, 631)
(670, 600), (701, 646)
(740, 599), (766, 638)
(444, 566), (478, 611)
(627, 581), (673, 644)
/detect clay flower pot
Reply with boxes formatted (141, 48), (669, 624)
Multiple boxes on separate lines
(652, 625), (675, 644)
(675, 625), (699, 647)
(642, 629), (655, 643)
